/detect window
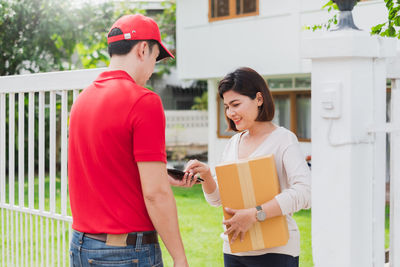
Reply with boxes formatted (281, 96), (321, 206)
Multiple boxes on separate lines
(271, 91), (311, 142)
(296, 94), (311, 140)
(269, 77), (311, 142)
(217, 76), (312, 141)
(209, 0), (259, 22)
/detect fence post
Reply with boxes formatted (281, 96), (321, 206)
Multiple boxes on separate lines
(388, 49), (400, 267)
(302, 30), (396, 267)
(390, 78), (400, 267)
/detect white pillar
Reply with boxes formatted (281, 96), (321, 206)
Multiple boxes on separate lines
(302, 31), (396, 267)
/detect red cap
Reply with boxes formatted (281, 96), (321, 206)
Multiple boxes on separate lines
(107, 14), (174, 61)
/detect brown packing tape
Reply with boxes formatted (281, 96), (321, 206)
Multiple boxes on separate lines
(249, 156), (289, 249)
(236, 161), (265, 250)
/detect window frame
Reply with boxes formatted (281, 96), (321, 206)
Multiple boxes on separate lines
(271, 90), (311, 142)
(208, 0), (259, 22)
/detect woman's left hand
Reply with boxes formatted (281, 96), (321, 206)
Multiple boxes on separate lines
(223, 207), (257, 243)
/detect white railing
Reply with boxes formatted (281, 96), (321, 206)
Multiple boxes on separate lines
(0, 68), (105, 267)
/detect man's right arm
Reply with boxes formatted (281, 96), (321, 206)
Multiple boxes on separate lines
(137, 161), (188, 267)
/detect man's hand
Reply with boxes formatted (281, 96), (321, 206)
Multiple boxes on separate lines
(223, 207), (257, 243)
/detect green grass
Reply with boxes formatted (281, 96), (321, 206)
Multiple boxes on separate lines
(1, 179), (391, 267)
(2, 177), (70, 266)
(4, 176), (71, 216)
(161, 185), (224, 267)
(161, 186), (314, 267)
(162, 186), (391, 267)
(294, 209), (313, 266)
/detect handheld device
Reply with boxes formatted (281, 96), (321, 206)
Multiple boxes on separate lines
(167, 168), (204, 183)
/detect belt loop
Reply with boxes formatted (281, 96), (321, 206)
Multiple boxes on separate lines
(135, 232), (143, 251)
(78, 231), (84, 244)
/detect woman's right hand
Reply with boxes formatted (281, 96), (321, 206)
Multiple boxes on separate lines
(185, 159), (217, 194)
(184, 159), (212, 182)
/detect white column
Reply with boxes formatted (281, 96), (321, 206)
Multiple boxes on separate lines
(302, 31), (396, 267)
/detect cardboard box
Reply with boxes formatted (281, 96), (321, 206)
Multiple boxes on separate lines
(215, 155), (289, 253)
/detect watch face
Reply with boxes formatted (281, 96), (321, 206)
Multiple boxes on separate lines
(256, 211), (267, 222)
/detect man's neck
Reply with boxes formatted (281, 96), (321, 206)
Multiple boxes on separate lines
(108, 60), (133, 78)
(108, 55), (142, 85)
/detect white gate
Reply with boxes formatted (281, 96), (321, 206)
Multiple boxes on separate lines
(0, 68), (105, 267)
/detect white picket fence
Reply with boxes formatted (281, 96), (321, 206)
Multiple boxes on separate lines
(0, 68), (105, 267)
(0, 68), (209, 266)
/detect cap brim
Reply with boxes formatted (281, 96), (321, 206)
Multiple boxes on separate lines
(157, 41), (174, 61)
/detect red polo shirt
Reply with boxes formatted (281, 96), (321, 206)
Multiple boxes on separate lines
(68, 70), (167, 234)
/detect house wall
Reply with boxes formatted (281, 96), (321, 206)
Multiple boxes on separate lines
(176, 0), (387, 80)
(176, 0), (388, 170)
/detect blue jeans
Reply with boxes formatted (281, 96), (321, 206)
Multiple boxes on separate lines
(224, 253), (299, 267)
(70, 230), (163, 267)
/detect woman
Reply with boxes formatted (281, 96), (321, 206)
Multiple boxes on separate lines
(183, 67), (311, 267)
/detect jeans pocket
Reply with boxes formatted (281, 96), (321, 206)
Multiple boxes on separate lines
(87, 258), (139, 266)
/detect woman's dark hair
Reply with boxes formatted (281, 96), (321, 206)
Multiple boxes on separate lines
(107, 28), (159, 57)
(218, 67), (275, 132)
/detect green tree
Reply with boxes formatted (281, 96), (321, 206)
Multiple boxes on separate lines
(73, 2), (116, 69)
(154, 0), (177, 77)
(74, 1), (177, 73)
(371, 0), (400, 38)
(74, 1), (148, 69)
(306, 0), (400, 38)
(0, 0), (78, 75)
(0, 0), (177, 75)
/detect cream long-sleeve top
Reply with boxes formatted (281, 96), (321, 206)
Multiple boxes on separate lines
(204, 126), (311, 257)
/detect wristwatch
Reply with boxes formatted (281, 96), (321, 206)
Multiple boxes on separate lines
(255, 205), (266, 222)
